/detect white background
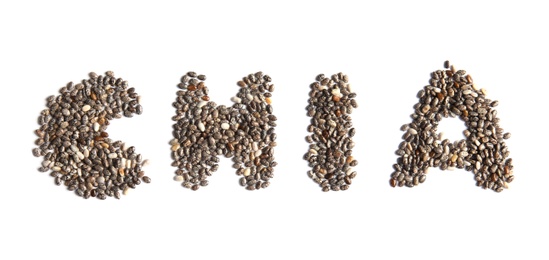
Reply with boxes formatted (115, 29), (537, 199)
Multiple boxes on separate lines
(1, 1), (547, 259)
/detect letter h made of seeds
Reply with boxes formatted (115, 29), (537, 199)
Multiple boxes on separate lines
(170, 71), (277, 191)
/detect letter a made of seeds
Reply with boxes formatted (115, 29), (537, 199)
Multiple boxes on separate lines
(390, 61), (514, 192)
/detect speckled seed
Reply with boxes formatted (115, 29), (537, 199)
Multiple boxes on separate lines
(136, 105), (143, 115)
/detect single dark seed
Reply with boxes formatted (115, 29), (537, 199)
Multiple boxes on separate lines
(142, 176), (151, 183)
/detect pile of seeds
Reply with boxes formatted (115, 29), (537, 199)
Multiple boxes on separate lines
(32, 71), (150, 200)
(390, 61), (514, 192)
(304, 73), (358, 192)
(170, 71), (277, 190)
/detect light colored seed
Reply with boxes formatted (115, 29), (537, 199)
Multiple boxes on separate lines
(172, 143), (181, 152)
(197, 101), (207, 108)
(93, 122), (100, 132)
(174, 175), (184, 182)
(121, 158), (127, 168)
(52, 166), (61, 172)
(408, 128), (418, 135)
(309, 149), (318, 155)
(142, 159), (149, 166)
(198, 121), (205, 132)
(243, 168), (251, 177)
(221, 123), (230, 130)
(108, 153), (118, 159)
(421, 105), (430, 113)
(76, 152), (84, 160)
(42, 160), (51, 167)
(82, 105), (91, 112)
(123, 187), (130, 195)
(231, 97), (242, 103)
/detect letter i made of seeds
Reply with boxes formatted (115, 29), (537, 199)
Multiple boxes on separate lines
(304, 73), (358, 192)
(33, 71), (150, 200)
